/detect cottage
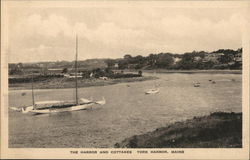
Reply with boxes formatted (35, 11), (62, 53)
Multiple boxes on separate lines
(114, 63), (119, 68)
(173, 57), (181, 64)
(202, 53), (224, 63)
(234, 52), (242, 62)
(64, 72), (83, 78)
(194, 56), (202, 62)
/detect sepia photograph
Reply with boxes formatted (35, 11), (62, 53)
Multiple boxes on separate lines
(1, 0), (249, 159)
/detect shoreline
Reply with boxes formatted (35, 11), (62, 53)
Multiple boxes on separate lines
(115, 112), (242, 148)
(9, 76), (157, 90)
(120, 69), (242, 74)
(8, 70), (241, 90)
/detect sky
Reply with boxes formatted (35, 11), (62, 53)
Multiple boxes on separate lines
(5, 1), (247, 63)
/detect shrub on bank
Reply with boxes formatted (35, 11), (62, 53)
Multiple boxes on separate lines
(9, 74), (63, 83)
(109, 73), (141, 79)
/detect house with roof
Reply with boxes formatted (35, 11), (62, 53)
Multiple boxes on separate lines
(234, 52), (242, 63)
(202, 53), (224, 63)
(194, 56), (202, 62)
(173, 57), (181, 64)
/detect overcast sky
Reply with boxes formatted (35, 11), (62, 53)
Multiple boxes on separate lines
(6, 1), (246, 63)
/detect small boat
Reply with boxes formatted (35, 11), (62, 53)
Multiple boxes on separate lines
(193, 82), (200, 87)
(145, 67), (160, 95)
(145, 88), (160, 94)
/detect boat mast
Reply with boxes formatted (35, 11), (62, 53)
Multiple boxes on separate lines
(75, 35), (79, 105)
(31, 73), (35, 106)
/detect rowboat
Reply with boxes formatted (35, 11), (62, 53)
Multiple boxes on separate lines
(145, 88), (160, 94)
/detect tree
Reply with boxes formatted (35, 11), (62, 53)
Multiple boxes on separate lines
(9, 63), (23, 75)
(62, 68), (68, 74)
(118, 60), (128, 69)
(92, 68), (105, 78)
(147, 54), (157, 68)
(105, 59), (116, 68)
(138, 70), (142, 76)
(17, 63), (23, 69)
(219, 54), (234, 64)
(155, 53), (174, 68)
(133, 55), (145, 64)
(105, 67), (113, 74)
(213, 49), (238, 55)
(178, 53), (196, 69)
(124, 54), (132, 60)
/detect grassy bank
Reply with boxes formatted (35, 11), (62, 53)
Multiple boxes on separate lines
(115, 112), (242, 148)
(9, 76), (157, 90)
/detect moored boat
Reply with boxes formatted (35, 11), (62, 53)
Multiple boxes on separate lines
(10, 35), (106, 114)
(29, 98), (106, 114)
(145, 88), (160, 94)
(193, 82), (201, 87)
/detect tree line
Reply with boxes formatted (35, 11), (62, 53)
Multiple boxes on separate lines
(106, 48), (242, 70)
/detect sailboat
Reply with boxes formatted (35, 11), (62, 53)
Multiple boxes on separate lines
(11, 35), (106, 114)
(145, 63), (160, 95)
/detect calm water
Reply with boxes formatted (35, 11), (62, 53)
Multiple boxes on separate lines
(8, 73), (242, 148)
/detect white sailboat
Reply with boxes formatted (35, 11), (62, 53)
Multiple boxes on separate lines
(145, 82), (160, 94)
(145, 62), (160, 95)
(11, 35), (106, 114)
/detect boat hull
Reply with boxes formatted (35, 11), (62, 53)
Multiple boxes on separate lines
(145, 88), (160, 94)
(30, 103), (93, 114)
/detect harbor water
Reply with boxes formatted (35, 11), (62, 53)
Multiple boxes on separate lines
(8, 73), (242, 148)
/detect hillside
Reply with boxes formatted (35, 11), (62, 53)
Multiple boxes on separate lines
(9, 58), (108, 74)
(115, 112), (242, 148)
(9, 48), (242, 75)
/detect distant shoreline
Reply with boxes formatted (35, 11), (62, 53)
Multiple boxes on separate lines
(9, 76), (156, 90)
(120, 69), (242, 74)
(9, 69), (242, 90)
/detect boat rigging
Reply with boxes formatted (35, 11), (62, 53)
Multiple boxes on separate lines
(10, 35), (106, 114)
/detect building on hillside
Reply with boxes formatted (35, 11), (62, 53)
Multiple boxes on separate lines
(114, 63), (119, 68)
(64, 72), (83, 78)
(47, 68), (64, 75)
(202, 53), (224, 63)
(37, 63), (45, 68)
(194, 56), (202, 62)
(173, 57), (181, 64)
(234, 52), (242, 63)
